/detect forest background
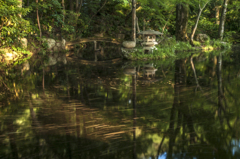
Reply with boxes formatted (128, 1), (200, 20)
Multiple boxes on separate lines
(0, 0), (240, 51)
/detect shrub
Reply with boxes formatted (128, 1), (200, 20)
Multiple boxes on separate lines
(0, 0), (31, 47)
(193, 40), (201, 47)
(212, 39), (232, 49)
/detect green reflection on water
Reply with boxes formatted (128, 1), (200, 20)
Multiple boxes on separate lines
(1, 49), (240, 159)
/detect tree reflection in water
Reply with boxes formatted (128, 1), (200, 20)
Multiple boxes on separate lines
(1, 49), (240, 158)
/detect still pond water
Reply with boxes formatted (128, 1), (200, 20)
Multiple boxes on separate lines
(1, 47), (240, 159)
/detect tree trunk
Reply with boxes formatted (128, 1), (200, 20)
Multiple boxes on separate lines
(62, 0), (65, 24)
(215, 5), (220, 25)
(218, 0), (229, 40)
(217, 52), (223, 124)
(18, 0), (22, 17)
(136, 17), (140, 33)
(36, 0), (42, 38)
(76, 0), (79, 12)
(190, 1), (209, 46)
(190, 10), (202, 45)
(69, 0), (73, 11)
(132, 74), (137, 159)
(77, 0), (83, 13)
(132, 0), (136, 41)
(18, 0), (22, 7)
(143, 19), (145, 31)
(176, 3), (189, 41)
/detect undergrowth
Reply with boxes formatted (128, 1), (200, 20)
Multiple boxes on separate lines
(129, 37), (232, 60)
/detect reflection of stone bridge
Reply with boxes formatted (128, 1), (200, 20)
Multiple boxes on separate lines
(65, 37), (121, 50)
(66, 37), (122, 62)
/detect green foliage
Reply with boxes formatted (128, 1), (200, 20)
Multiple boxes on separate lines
(193, 40), (201, 46)
(223, 31), (237, 43)
(211, 39), (232, 49)
(130, 37), (196, 60)
(175, 41), (193, 51)
(1, 0), (237, 56)
(137, 0), (176, 32)
(62, 11), (81, 38)
(129, 34), (233, 60)
(0, 0), (31, 47)
(203, 37), (210, 45)
(21, 0), (65, 39)
(12, 46), (31, 55)
(226, 0), (240, 33)
(197, 18), (218, 38)
(42, 40), (49, 50)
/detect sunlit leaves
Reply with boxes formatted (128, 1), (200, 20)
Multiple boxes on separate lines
(0, 0), (31, 47)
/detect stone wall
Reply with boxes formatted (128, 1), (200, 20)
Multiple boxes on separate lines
(42, 38), (66, 52)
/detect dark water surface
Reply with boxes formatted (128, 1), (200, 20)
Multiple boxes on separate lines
(1, 48), (240, 159)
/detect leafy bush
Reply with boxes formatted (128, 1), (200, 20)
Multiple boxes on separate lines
(175, 41), (193, 51)
(193, 40), (201, 46)
(197, 18), (219, 38)
(29, 0), (64, 38)
(223, 31), (236, 43)
(0, 0), (31, 47)
(211, 39), (232, 49)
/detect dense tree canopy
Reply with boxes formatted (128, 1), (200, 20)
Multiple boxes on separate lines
(1, 1), (240, 158)
(0, 0), (240, 47)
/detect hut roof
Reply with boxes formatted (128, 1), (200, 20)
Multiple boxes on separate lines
(138, 30), (163, 35)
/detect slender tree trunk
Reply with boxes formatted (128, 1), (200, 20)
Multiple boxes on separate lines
(167, 100), (176, 159)
(42, 67), (45, 90)
(218, 0), (229, 40)
(76, 0), (79, 12)
(62, 0), (65, 25)
(217, 52), (223, 124)
(69, 0), (73, 11)
(36, 0), (42, 38)
(190, 1), (209, 46)
(190, 10), (202, 45)
(167, 59), (181, 159)
(132, 74), (137, 159)
(77, 0), (83, 13)
(143, 19), (145, 31)
(18, 0), (22, 17)
(215, 2), (220, 25)
(132, 0), (136, 41)
(176, 3), (189, 41)
(136, 17), (140, 33)
(216, 53), (232, 129)
(18, 0), (22, 7)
